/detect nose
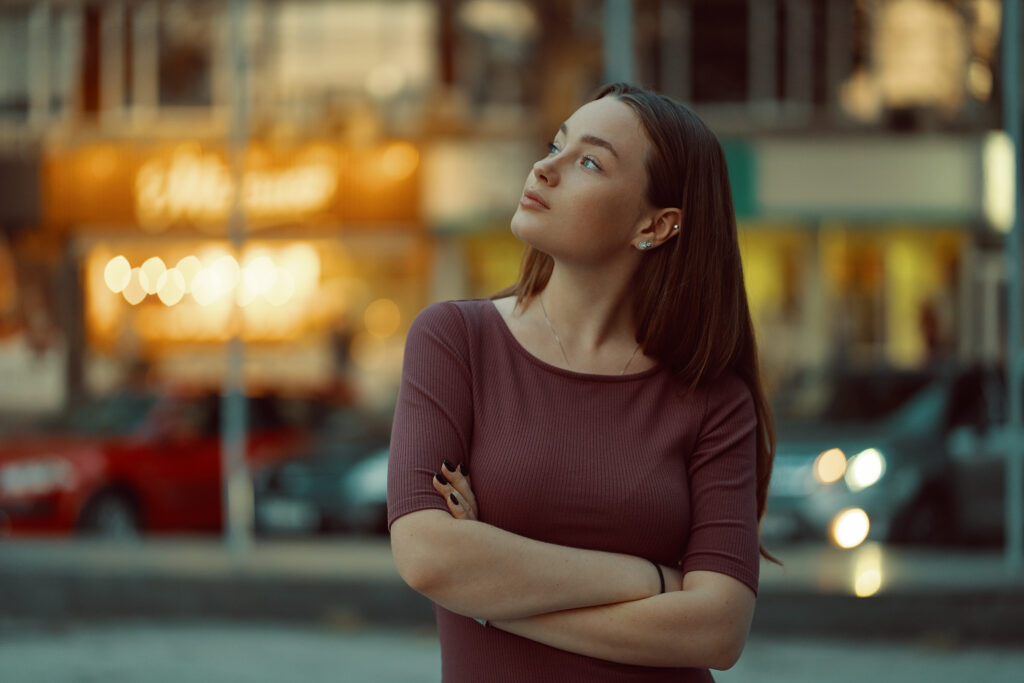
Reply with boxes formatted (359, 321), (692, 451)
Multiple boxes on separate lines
(533, 156), (559, 185)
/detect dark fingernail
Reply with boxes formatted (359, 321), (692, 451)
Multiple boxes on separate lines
(435, 472), (450, 486)
(442, 459), (457, 473)
(458, 462), (469, 477)
(449, 492), (460, 505)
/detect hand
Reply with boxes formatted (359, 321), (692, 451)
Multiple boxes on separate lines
(432, 459), (478, 520)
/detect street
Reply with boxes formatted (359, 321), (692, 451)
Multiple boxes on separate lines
(1, 619), (1021, 683)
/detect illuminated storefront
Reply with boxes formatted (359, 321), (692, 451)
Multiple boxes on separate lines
(42, 138), (428, 408)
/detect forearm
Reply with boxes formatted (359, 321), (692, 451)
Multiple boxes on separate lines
(490, 585), (751, 670)
(390, 510), (665, 620)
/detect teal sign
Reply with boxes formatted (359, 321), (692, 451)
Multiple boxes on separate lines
(721, 139), (757, 219)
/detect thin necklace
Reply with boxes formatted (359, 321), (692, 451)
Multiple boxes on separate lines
(538, 294), (642, 375)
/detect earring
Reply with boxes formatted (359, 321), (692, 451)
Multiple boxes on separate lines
(672, 224), (679, 230)
(638, 241), (653, 250)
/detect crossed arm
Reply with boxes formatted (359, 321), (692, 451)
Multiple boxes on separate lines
(389, 464), (756, 671)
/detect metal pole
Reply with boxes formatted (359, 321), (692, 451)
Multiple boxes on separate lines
(603, 0), (634, 84)
(222, 0), (251, 555)
(1003, 0), (1023, 573)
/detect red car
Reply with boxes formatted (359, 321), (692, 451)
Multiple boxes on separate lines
(0, 390), (313, 537)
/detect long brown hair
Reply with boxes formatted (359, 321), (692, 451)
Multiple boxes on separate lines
(494, 82), (778, 563)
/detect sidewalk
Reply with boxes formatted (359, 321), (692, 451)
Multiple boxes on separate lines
(1, 537), (1022, 644)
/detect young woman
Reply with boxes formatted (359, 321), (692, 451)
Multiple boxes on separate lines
(387, 82), (776, 682)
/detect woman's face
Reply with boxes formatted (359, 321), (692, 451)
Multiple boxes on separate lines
(510, 97), (655, 265)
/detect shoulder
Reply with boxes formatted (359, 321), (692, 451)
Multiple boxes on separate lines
(699, 370), (756, 425)
(407, 299), (494, 348)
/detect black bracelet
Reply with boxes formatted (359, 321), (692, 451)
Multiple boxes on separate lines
(648, 559), (665, 594)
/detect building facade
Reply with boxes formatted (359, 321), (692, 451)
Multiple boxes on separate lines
(0, 0), (1010, 413)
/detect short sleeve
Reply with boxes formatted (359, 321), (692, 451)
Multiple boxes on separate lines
(680, 372), (760, 596)
(387, 302), (474, 529)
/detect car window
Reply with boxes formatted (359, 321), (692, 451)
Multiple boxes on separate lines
(774, 372), (933, 423)
(61, 393), (158, 435)
(945, 368), (989, 432)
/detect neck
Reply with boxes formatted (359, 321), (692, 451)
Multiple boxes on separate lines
(533, 259), (638, 355)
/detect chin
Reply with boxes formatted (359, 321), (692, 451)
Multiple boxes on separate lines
(509, 211), (534, 245)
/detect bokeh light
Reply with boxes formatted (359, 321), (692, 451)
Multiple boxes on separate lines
(176, 255), (203, 293)
(364, 298), (401, 338)
(831, 508), (871, 549)
(378, 143), (419, 181)
(845, 449), (886, 491)
(156, 269), (186, 306)
(139, 257), (167, 295)
(814, 448), (847, 484)
(122, 268), (147, 305)
(853, 543), (884, 598)
(191, 269), (218, 306)
(103, 256), (132, 293)
(265, 268), (295, 306)
(244, 255), (277, 294)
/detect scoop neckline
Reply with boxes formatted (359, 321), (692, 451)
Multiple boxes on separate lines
(482, 299), (663, 383)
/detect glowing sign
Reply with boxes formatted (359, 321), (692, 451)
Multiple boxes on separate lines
(134, 143), (338, 232)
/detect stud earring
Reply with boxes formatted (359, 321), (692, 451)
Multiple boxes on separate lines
(638, 241), (653, 250)
(672, 224), (679, 230)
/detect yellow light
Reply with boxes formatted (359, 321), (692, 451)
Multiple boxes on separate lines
(967, 60), (993, 101)
(984, 131), (1014, 234)
(852, 542), (884, 598)
(244, 255), (277, 294)
(854, 569), (882, 597)
(813, 448), (847, 484)
(176, 255), (202, 293)
(830, 508), (870, 549)
(191, 269), (219, 306)
(139, 257), (167, 295)
(280, 243), (320, 284)
(156, 268), (186, 306)
(379, 143), (419, 181)
(103, 255), (132, 293)
(237, 270), (260, 307)
(122, 268), (147, 305)
(211, 255), (240, 292)
(364, 298), (401, 338)
(265, 268), (295, 306)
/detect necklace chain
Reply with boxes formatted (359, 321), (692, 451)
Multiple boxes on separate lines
(538, 294), (642, 376)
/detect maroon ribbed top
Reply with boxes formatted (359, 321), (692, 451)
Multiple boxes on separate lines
(388, 299), (760, 682)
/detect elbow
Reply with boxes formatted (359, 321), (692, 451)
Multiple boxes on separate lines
(708, 628), (748, 671)
(393, 549), (444, 595)
(389, 512), (452, 596)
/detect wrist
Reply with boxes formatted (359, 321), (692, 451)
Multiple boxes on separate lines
(647, 558), (665, 595)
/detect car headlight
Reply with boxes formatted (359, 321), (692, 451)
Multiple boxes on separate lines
(813, 448), (847, 484)
(0, 459), (75, 496)
(844, 448), (886, 491)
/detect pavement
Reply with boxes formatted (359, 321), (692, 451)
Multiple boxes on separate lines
(1, 536), (1023, 645)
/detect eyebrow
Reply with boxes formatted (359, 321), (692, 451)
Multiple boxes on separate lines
(559, 122), (620, 160)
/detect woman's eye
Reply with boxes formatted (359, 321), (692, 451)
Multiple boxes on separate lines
(581, 156), (600, 171)
(546, 142), (559, 155)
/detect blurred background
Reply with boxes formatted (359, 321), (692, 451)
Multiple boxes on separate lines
(1, 1), (1023, 681)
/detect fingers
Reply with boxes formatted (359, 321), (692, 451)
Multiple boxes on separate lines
(432, 465), (478, 520)
(446, 490), (476, 520)
(439, 459), (478, 513)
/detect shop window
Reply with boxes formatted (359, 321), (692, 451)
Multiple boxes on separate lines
(158, 3), (214, 107)
(0, 9), (29, 117)
(0, 5), (80, 121)
(274, 1), (436, 104)
(690, 0), (748, 103)
(454, 0), (539, 112)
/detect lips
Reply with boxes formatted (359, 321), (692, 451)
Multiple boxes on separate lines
(521, 189), (550, 210)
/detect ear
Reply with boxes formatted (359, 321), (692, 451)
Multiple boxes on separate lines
(633, 208), (682, 251)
